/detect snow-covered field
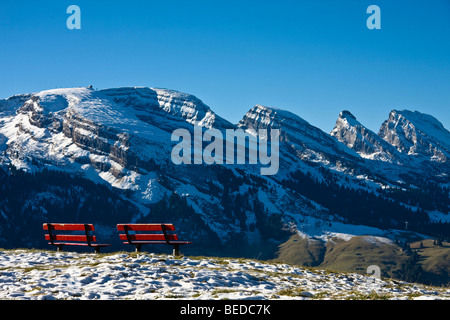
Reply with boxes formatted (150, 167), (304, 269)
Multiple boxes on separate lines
(0, 249), (449, 300)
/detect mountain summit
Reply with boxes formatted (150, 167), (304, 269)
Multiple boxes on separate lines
(378, 110), (450, 163)
(331, 110), (403, 163)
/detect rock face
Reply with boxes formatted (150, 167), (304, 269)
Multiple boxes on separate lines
(100, 87), (235, 132)
(2, 88), (447, 184)
(378, 110), (450, 163)
(238, 105), (362, 176)
(330, 110), (402, 163)
(330, 109), (450, 180)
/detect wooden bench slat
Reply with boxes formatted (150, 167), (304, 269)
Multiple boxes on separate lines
(117, 224), (175, 232)
(118, 234), (179, 242)
(45, 234), (97, 243)
(43, 223), (95, 231)
(122, 240), (192, 245)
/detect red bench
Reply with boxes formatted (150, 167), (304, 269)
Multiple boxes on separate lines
(43, 223), (111, 253)
(117, 223), (192, 256)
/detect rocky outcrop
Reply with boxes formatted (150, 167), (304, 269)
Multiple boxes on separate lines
(100, 87), (235, 132)
(330, 110), (401, 163)
(238, 105), (362, 175)
(379, 110), (450, 163)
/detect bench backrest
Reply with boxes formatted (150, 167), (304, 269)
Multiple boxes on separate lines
(43, 223), (98, 245)
(117, 224), (179, 243)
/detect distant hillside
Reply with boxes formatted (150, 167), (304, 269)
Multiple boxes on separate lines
(410, 239), (450, 286)
(275, 234), (450, 287)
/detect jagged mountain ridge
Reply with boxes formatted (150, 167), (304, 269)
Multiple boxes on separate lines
(330, 110), (403, 163)
(238, 105), (362, 171)
(331, 109), (450, 166)
(330, 109), (450, 183)
(0, 86), (448, 258)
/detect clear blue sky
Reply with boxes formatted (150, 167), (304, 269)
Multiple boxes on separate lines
(1, 0), (449, 133)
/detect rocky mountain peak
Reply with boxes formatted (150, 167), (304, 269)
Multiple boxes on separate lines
(332, 110), (362, 132)
(379, 110), (450, 163)
(238, 104), (309, 132)
(339, 110), (357, 121)
(331, 110), (402, 163)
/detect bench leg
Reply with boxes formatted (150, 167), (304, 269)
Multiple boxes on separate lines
(135, 244), (142, 253)
(57, 244), (63, 252)
(173, 244), (180, 257)
(95, 247), (100, 254)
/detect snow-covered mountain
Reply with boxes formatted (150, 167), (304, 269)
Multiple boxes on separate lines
(0, 86), (448, 262)
(330, 110), (403, 163)
(238, 105), (362, 174)
(331, 109), (450, 183)
(379, 110), (450, 164)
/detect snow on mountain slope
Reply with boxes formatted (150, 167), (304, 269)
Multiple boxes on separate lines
(2, 88), (446, 189)
(379, 110), (450, 164)
(0, 87), (185, 205)
(331, 110), (403, 163)
(99, 87), (235, 132)
(331, 109), (450, 185)
(237, 105), (365, 179)
(240, 105), (360, 159)
(236, 105), (424, 197)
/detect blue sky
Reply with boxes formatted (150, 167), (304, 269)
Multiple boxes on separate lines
(0, 0), (449, 133)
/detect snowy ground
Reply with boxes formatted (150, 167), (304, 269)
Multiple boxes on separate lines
(0, 249), (449, 300)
